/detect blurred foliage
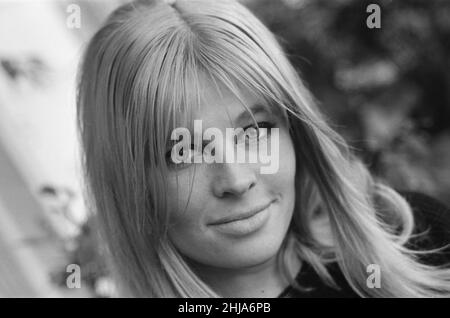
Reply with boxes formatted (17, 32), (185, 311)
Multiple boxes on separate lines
(248, 0), (450, 205)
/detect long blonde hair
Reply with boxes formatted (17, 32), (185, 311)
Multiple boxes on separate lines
(76, 0), (450, 297)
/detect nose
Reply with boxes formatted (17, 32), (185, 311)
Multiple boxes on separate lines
(212, 163), (257, 198)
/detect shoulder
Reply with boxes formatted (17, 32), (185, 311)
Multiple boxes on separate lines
(396, 190), (450, 266)
(280, 190), (450, 298)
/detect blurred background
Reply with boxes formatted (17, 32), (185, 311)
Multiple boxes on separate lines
(0, 0), (448, 297)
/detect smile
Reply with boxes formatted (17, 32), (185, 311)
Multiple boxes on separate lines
(208, 200), (273, 237)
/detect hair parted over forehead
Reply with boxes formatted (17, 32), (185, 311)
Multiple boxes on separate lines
(77, 0), (450, 297)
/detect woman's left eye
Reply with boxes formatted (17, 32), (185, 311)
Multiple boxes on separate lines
(242, 121), (274, 141)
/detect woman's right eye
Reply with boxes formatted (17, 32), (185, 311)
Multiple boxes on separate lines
(165, 144), (198, 167)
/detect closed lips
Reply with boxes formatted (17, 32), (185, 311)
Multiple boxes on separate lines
(209, 200), (273, 226)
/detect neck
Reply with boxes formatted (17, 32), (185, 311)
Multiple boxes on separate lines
(188, 247), (301, 298)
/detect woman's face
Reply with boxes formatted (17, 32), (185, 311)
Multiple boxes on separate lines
(166, 78), (297, 270)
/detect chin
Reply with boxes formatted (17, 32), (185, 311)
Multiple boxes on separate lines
(210, 232), (285, 269)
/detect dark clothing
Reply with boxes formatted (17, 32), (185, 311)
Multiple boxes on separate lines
(278, 191), (450, 298)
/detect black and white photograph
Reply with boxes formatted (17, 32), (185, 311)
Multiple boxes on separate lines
(0, 0), (449, 301)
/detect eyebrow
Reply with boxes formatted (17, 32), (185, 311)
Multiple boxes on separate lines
(234, 103), (271, 125)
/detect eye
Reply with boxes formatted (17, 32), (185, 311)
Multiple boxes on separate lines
(241, 121), (274, 142)
(165, 144), (200, 168)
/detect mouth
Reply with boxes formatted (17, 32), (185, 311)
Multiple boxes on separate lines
(208, 200), (274, 237)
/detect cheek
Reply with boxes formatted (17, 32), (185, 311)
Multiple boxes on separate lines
(269, 130), (297, 216)
(166, 168), (209, 216)
(276, 130), (296, 186)
(260, 129), (296, 220)
(166, 172), (209, 245)
(167, 203), (203, 261)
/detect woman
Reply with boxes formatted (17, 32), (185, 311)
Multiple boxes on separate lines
(76, 0), (450, 297)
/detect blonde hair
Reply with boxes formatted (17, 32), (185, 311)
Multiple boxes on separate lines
(76, 0), (450, 297)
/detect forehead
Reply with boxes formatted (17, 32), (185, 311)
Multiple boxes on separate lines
(195, 74), (270, 129)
